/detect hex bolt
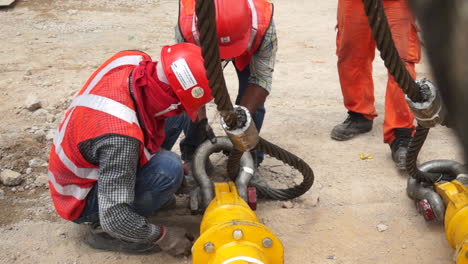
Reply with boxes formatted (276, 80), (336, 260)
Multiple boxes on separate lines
(262, 237), (273, 248)
(204, 242), (215, 253)
(232, 229), (243, 240)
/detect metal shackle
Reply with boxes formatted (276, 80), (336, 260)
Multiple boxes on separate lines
(192, 136), (255, 209)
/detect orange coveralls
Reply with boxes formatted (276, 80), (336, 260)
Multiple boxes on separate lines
(336, 0), (421, 144)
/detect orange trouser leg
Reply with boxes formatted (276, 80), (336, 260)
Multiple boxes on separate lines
(336, 0), (421, 143)
(382, 0), (421, 144)
(383, 64), (416, 144)
(336, 0), (378, 120)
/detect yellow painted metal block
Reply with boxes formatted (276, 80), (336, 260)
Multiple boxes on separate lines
(193, 182), (284, 264)
(436, 181), (468, 263)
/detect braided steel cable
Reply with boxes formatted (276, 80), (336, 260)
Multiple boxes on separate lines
(361, 0), (424, 102)
(194, 0), (314, 200)
(406, 125), (432, 181)
(253, 138), (314, 200)
(194, 0), (237, 127)
(406, 125), (463, 183)
(227, 149), (244, 180)
(361, 0), (457, 183)
(225, 138), (315, 200)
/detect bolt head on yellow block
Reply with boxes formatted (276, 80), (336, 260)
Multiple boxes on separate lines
(192, 182), (284, 264)
(435, 180), (468, 264)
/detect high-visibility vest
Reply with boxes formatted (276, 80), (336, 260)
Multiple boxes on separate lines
(178, 0), (273, 71)
(48, 50), (154, 221)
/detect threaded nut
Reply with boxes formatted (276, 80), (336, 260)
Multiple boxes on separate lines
(204, 242), (215, 253)
(262, 238), (273, 248)
(232, 229), (243, 240)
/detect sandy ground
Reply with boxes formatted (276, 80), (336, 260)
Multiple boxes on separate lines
(0, 0), (462, 263)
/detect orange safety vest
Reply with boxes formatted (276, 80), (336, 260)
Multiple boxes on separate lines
(178, 0), (273, 71)
(48, 50), (154, 221)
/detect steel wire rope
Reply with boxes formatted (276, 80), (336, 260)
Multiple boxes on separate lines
(362, 0), (459, 183)
(194, 0), (314, 200)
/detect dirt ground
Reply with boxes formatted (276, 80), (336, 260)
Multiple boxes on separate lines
(0, 0), (462, 263)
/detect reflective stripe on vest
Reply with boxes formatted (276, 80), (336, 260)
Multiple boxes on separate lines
(70, 94), (140, 125)
(48, 171), (91, 200)
(82, 55), (144, 95)
(49, 53), (153, 201)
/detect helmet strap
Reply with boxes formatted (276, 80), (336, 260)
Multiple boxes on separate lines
(191, 15), (201, 46)
(246, 0), (258, 51)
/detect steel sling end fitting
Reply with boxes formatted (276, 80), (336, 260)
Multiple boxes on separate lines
(220, 105), (259, 152)
(406, 78), (446, 128)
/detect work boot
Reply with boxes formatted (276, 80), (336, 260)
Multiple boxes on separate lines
(331, 111), (373, 141)
(84, 223), (161, 253)
(390, 128), (413, 170)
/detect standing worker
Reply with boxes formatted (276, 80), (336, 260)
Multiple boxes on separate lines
(47, 43), (213, 256)
(162, 0), (277, 168)
(331, 0), (421, 169)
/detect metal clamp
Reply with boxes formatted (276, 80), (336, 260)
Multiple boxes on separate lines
(191, 136), (255, 211)
(406, 78), (446, 128)
(220, 105), (259, 152)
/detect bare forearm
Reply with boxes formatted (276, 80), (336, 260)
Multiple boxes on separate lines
(239, 84), (269, 114)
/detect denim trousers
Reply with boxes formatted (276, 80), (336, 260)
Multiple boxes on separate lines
(74, 151), (184, 223)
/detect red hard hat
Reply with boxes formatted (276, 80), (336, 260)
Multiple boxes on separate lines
(214, 0), (253, 59)
(160, 43), (213, 121)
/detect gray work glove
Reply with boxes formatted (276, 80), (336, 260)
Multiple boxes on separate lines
(155, 226), (193, 257)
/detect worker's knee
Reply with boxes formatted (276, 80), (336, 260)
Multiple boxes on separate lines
(136, 151), (184, 193)
(133, 152), (183, 216)
(148, 151), (183, 190)
(156, 151), (184, 192)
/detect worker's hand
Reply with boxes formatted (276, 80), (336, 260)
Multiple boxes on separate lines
(155, 226), (193, 257)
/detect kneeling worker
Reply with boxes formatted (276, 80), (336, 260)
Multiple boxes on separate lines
(47, 43), (213, 256)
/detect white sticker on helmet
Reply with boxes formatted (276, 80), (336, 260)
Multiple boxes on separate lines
(170, 58), (197, 90)
(191, 86), (204, 99)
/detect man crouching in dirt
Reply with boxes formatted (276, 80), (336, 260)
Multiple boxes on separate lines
(46, 43), (213, 256)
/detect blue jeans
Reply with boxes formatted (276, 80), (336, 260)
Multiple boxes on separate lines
(74, 151), (184, 223)
(163, 64), (266, 164)
(161, 114), (201, 161)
